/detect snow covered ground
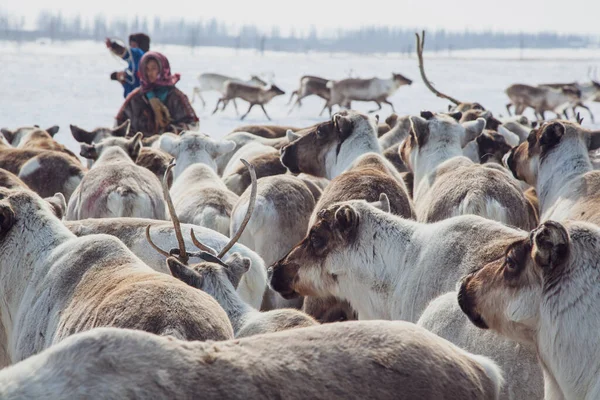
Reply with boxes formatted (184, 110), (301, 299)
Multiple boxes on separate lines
(1, 40), (599, 154)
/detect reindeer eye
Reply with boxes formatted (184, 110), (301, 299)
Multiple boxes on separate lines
(310, 233), (325, 249)
(504, 255), (518, 272)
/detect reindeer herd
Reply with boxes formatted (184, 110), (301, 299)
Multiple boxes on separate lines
(0, 31), (600, 399)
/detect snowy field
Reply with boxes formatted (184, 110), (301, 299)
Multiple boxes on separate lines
(1, 40), (599, 154)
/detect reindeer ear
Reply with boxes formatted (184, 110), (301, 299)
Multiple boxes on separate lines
(333, 113), (354, 140)
(167, 258), (203, 288)
(0, 201), (15, 235)
(80, 143), (98, 160)
(44, 193), (66, 219)
(409, 116), (429, 147)
(45, 126), (59, 137)
(530, 221), (570, 272)
(333, 204), (359, 234)
(70, 125), (94, 144)
(159, 134), (180, 157)
(1, 129), (15, 144)
(127, 132), (143, 160)
(420, 110), (435, 120)
(113, 119), (131, 137)
(539, 122), (564, 149)
(462, 117), (486, 146)
(385, 113), (399, 128)
(286, 129), (301, 142)
(223, 252), (251, 289)
(210, 140), (236, 158)
(370, 193), (391, 213)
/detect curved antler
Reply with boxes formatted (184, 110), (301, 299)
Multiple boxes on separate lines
(145, 225), (170, 257)
(145, 159), (189, 264)
(162, 160), (188, 264)
(218, 159), (257, 258)
(190, 228), (218, 255)
(415, 30), (462, 106)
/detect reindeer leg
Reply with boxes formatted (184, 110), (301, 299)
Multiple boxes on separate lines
(368, 101), (382, 114)
(260, 105), (272, 121)
(539, 110), (546, 120)
(506, 103), (513, 116)
(318, 102), (328, 117)
(212, 99), (223, 115)
(241, 103), (255, 120)
(233, 99), (240, 116)
(383, 99), (396, 113)
(287, 90), (297, 106)
(191, 87), (197, 104)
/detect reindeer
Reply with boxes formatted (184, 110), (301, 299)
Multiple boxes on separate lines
(157, 131), (236, 180)
(326, 73), (412, 114)
(269, 200), (541, 399)
(231, 175), (318, 310)
(212, 82), (285, 121)
(67, 133), (165, 220)
(0, 145), (84, 202)
(400, 112), (537, 229)
(288, 75), (351, 117)
(1, 125), (79, 162)
(459, 220), (600, 400)
(230, 124), (301, 139)
(191, 73), (267, 110)
(280, 110), (381, 180)
(70, 120), (131, 168)
(0, 186), (233, 366)
(142, 159), (266, 310)
(0, 322), (505, 400)
(505, 84), (581, 120)
(504, 120), (600, 225)
(538, 79), (600, 122)
(168, 250), (317, 337)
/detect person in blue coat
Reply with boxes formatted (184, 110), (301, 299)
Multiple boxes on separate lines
(106, 33), (151, 97)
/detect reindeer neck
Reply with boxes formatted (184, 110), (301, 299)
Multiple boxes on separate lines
(0, 213), (71, 332)
(326, 133), (381, 179)
(335, 212), (417, 319)
(413, 141), (464, 187)
(537, 140), (592, 213)
(203, 275), (254, 335)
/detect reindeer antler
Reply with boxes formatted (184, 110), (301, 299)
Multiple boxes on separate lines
(190, 159), (257, 259)
(145, 159), (189, 264)
(415, 30), (462, 106)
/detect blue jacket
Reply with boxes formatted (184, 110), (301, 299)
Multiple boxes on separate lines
(122, 47), (145, 97)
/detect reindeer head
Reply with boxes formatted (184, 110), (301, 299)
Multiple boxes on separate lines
(1, 126), (59, 147)
(503, 121), (600, 185)
(399, 111), (485, 171)
(458, 221), (574, 344)
(268, 196), (390, 299)
(80, 132), (143, 162)
(0, 187), (65, 247)
(70, 120), (130, 145)
(146, 159), (257, 282)
(393, 73), (412, 86)
(280, 110), (377, 178)
(167, 252), (251, 293)
(475, 130), (514, 164)
(268, 84), (285, 97)
(158, 131), (235, 179)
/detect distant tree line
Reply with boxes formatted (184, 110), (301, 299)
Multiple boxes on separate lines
(0, 10), (596, 54)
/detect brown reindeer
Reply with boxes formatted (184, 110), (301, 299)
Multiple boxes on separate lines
(213, 82), (285, 120)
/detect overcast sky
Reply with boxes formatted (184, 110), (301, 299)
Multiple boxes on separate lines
(4, 0), (600, 36)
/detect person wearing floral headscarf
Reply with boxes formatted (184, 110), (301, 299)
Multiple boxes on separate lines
(115, 51), (199, 137)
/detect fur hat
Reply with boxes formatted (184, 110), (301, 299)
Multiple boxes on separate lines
(129, 33), (150, 52)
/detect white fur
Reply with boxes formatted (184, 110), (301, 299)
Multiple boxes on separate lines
(17, 158), (41, 178)
(158, 132), (235, 180)
(170, 163), (238, 236)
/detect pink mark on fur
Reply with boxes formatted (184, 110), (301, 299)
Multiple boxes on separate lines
(86, 180), (112, 214)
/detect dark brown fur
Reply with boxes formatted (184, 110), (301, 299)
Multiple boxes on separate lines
(232, 125), (300, 139)
(135, 148), (173, 188)
(224, 152), (288, 195)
